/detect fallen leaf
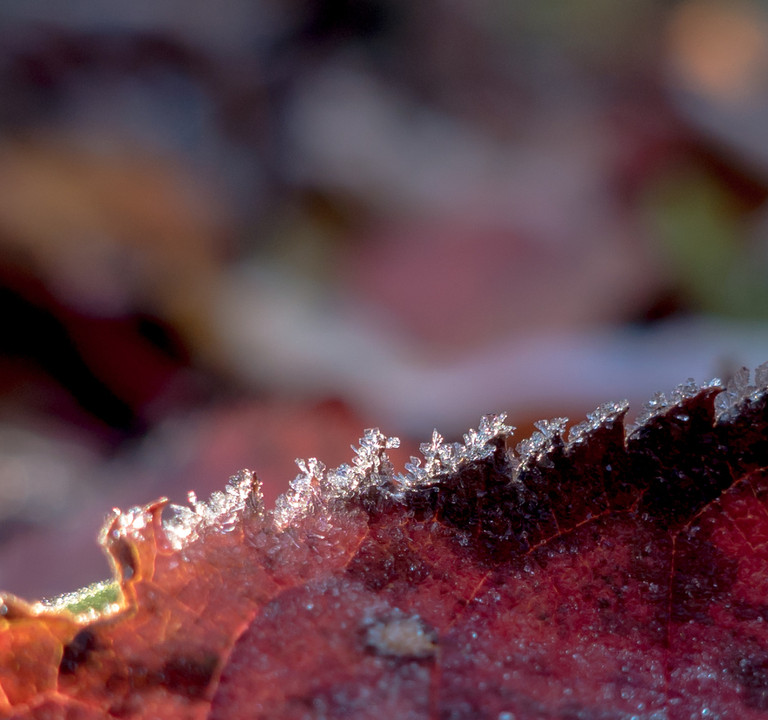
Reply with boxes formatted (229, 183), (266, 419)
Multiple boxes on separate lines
(3, 368), (768, 718)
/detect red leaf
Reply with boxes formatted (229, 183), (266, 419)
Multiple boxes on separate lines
(3, 370), (768, 718)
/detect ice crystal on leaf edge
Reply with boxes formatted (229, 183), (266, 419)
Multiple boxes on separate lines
(47, 361), (768, 617)
(155, 361), (768, 553)
(163, 468), (263, 549)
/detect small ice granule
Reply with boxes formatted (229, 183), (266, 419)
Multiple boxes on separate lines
(364, 613), (437, 659)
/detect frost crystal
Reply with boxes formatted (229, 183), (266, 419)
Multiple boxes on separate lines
(401, 414), (513, 488)
(633, 390), (669, 429)
(419, 429), (454, 477)
(110, 505), (149, 535)
(515, 417), (567, 464)
(465, 414), (515, 462)
(272, 457), (327, 528)
(715, 363), (768, 419)
(273, 429), (400, 528)
(272, 415), (513, 524)
(364, 612), (438, 659)
(348, 429), (400, 490)
(164, 469), (262, 550)
(134, 373), (768, 551)
(567, 400), (629, 446)
(756, 361), (768, 389)
(670, 377), (706, 404)
(631, 377), (723, 433)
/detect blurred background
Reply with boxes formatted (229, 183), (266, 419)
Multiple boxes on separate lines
(2, 0), (768, 598)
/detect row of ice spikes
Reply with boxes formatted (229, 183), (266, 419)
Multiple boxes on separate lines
(282, 363), (768, 509)
(623, 362), (768, 430)
(522, 364), (768, 461)
(714, 362), (768, 419)
(272, 414), (514, 528)
(161, 364), (768, 544)
(162, 469), (262, 549)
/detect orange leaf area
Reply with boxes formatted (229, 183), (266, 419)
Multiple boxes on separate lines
(4, 372), (768, 718)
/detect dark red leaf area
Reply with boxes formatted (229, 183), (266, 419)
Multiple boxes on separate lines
(212, 389), (768, 719)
